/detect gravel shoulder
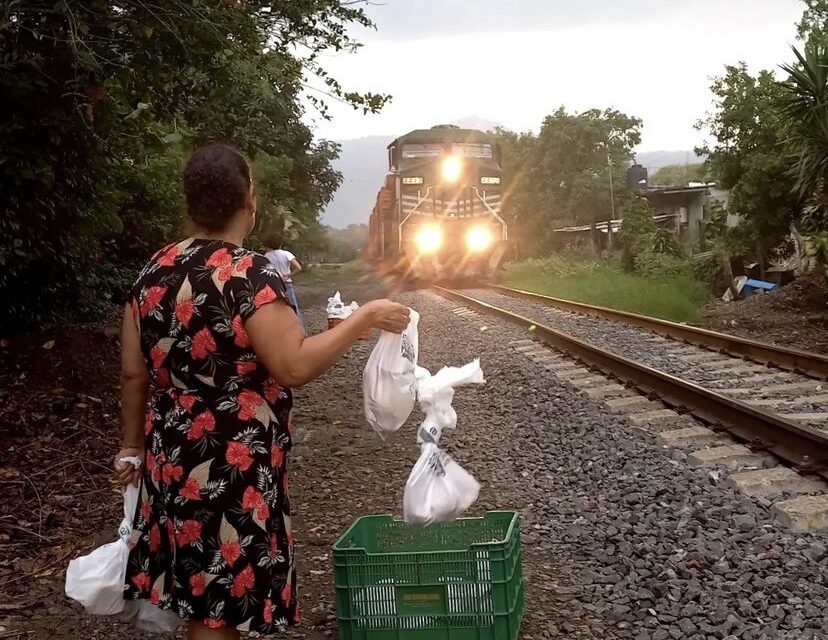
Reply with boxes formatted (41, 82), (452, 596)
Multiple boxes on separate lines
(1, 281), (826, 639)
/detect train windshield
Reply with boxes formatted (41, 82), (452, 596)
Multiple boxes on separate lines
(402, 143), (494, 159)
(453, 143), (493, 159)
(401, 144), (443, 158)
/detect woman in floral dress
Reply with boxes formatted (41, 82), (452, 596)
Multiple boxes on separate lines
(113, 144), (409, 639)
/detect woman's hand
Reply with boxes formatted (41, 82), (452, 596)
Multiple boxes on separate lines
(113, 446), (144, 488)
(363, 299), (410, 333)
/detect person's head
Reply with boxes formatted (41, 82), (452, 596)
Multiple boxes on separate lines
(267, 232), (285, 250)
(183, 144), (256, 237)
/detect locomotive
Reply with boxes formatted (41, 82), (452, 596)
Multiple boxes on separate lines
(366, 125), (508, 281)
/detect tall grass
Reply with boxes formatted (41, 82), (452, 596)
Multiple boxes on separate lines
(499, 255), (711, 324)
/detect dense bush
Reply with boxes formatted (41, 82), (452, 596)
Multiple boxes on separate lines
(0, 2), (387, 333)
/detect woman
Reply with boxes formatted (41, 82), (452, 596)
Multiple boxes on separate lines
(113, 144), (409, 639)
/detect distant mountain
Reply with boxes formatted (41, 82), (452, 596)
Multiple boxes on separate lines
(321, 124), (703, 228)
(636, 150), (704, 172)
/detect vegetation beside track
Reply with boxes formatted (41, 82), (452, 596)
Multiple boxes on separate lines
(499, 254), (711, 324)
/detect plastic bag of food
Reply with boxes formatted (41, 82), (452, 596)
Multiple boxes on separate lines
(121, 599), (181, 633)
(65, 457), (141, 615)
(65, 457), (180, 633)
(416, 360), (484, 444)
(363, 309), (420, 435)
(327, 291), (359, 320)
(403, 359), (484, 526)
(403, 443), (480, 527)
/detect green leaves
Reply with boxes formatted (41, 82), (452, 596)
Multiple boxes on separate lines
(0, 0), (376, 330)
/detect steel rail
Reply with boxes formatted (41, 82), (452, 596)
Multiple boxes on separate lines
(434, 286), (828, 480)
(486, 284), (828, 380)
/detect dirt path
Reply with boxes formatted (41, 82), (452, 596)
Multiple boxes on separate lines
(0, 282), (400, 639)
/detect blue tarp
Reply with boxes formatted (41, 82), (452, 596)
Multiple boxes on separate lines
(743, 279), (777, 297)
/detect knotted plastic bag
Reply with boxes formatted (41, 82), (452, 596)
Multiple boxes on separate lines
(403, 443), (481, 527)
(403, 360), (484, 526)
(327, 291), (359, 320)
(363, 308), (420, 436)
(65, 457), (180, 633)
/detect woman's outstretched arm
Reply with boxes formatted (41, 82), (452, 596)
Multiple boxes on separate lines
(246, 299), (409, 388)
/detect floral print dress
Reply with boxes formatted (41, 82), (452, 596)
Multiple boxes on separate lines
(124, 238), (299, 632)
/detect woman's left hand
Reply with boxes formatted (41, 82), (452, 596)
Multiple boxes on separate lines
(113, 446), (144, 488)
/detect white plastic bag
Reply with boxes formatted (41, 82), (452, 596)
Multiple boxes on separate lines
(403, 444), (480, 527)
(121, 599), (181, 633)
(403, 360), (484, 526)
(65, 457), (179, 633)
(363, 308), (420, 435)
(65, 457), (141, 615)
(416, 360), (485, 444)
(327, 291), (359, 320)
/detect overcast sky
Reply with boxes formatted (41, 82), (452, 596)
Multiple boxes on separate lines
(307, 0), (804, 151)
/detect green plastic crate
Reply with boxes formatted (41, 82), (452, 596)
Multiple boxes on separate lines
(332, 511), (523, 640)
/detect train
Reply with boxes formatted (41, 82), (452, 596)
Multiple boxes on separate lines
(366, 125), (508, 281)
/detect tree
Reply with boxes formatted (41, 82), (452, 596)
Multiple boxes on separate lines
(779, 44), (828, 228)
(697, 64), (798, 274)
(494, 108), (642, 256)
(798, 0), (828, 44)
(649, 163), (707, 186)
(620, 195), (658, 271)
(0, 1), (388, 330)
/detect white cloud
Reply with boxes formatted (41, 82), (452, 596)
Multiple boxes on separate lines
(307, 0), (803, 150)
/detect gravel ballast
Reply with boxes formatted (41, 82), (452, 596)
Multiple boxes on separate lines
(4, 283), (827, 639)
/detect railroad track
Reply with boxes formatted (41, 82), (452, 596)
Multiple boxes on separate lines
(433, 285), (828, 530)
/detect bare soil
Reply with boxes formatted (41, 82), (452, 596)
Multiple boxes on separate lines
(702, 273), (828, 353)
(0, 283), (398, 640)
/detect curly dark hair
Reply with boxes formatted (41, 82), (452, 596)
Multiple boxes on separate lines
(182, 144), (252, 231)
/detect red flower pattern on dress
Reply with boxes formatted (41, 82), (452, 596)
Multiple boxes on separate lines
(157, 243), (180, 267)
(264, 379), (282, 404)
(149, 524), (161, 552)
(221, 541), (243, 567)
(242, 486), (270, 521)
(179, 394), (197, 412)
(125, 242), (296, 631)
(176, 299), (195, 327)
(180, 477), (202, 501)
(140, 286), (167, 317)
(131, 572), (151, 593)
(225, 441), (254, 471)
(230, 564), (255, 598)
(161, 463), (183, 485)
(281, 583), (292, 606)
(238, 390), (265, 422)
(205, 248), (233, 268)
(189, 574), (206, 597)
(150, 345), (168, 369)
(236, 360), (257, 376)
(189, 410), (215, 441)
(232, 315), (248, 348)
(235, 254), (254, 273)
(150, 587), (161, 605)
(192, 327), (216, 360)
(253, 285), (277, 308)
(177, 519), (203, 547)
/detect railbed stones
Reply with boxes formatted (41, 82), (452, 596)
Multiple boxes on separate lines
(421, 290), (827, 638)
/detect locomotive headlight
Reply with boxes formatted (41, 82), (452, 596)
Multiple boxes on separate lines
(441, 156), (462, 183)
(414, 224), (443, 254)
(466, 226), (493, 253)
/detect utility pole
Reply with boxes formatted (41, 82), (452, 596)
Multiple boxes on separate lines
(607, 151), (616, 251)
